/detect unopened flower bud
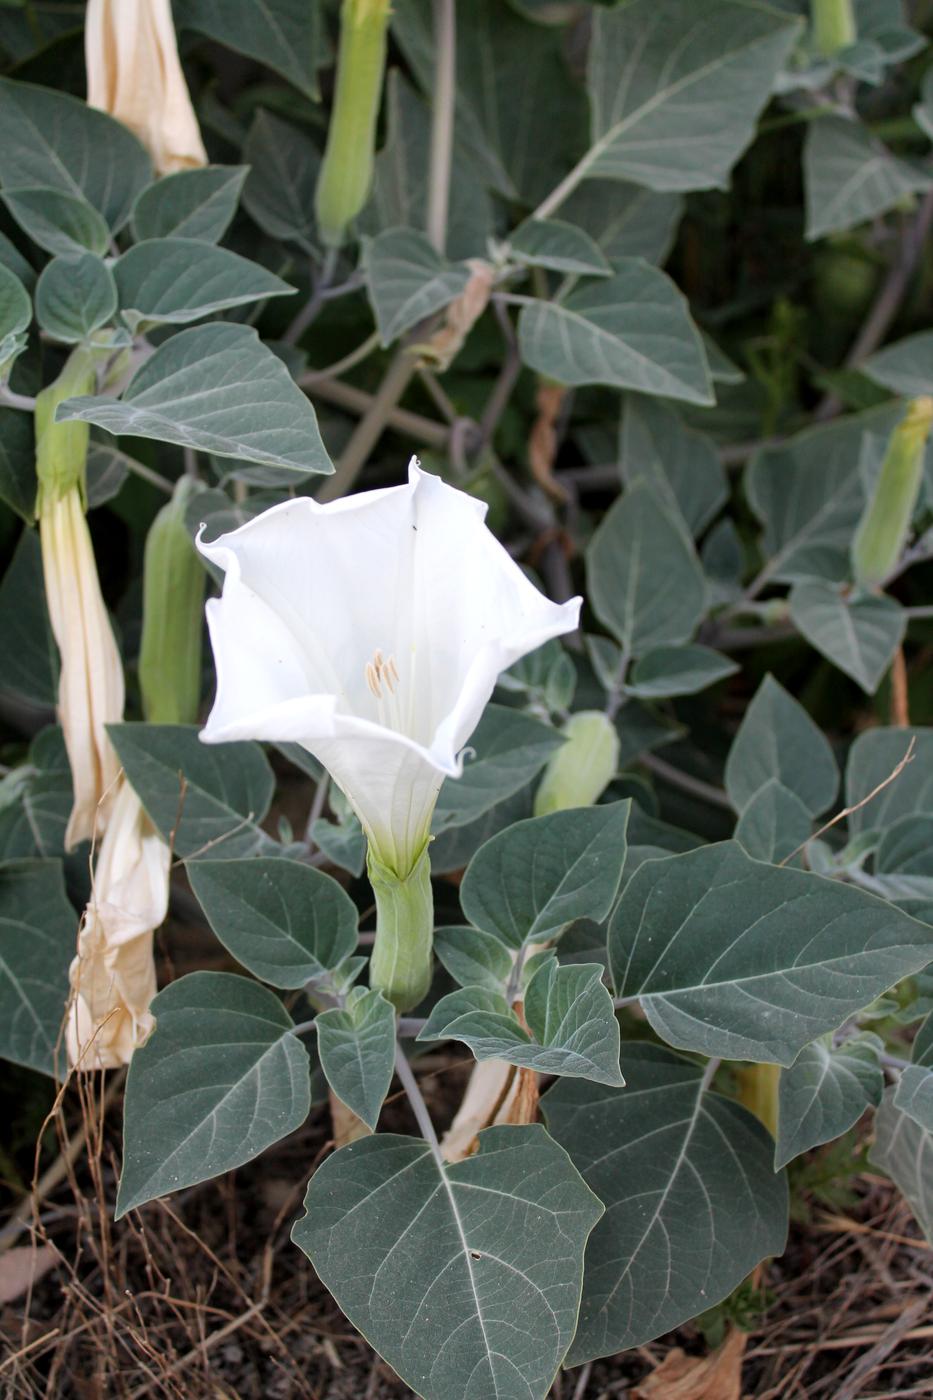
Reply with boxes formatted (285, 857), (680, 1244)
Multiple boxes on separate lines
(811, 0), (856, 55)
(315, 0), (391, 248)
(534, 710), (620, 816)
(852, 396), (933, 590)
(139, 477), (205, 725)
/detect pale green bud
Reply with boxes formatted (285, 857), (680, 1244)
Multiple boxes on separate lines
(139, 476), (206, 724)
(811, 0), (856, 55)
(534, 710), (620, 817)
(852, 396), (933, 591)
(368, 843), (434, 1012)
(314, 0), (391, 248)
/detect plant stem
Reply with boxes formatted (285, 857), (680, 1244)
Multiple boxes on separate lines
(282, 248), (339, 346)
(316, 348), (417, 501)
(305, 374), (450, 448)
(0, 387), (37, 411)
(300, 330), (381, 385)
(395, 1043), (442, 1156)
(640, 753), (733, 810)
(427, 0), (456, 252)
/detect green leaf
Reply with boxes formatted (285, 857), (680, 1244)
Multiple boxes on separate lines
(863, 330), (933, 397)
(116, 972), (312, 1216)
(893, 1064), (933, 1132)
(57, 324), (335, 484)
(874, 814), (933, 903)
(509, 219), (610, 276)
(2, 186), (109, 259)
(0, 78), (152, 229)
(0, 260), (31, 348)
(316, 988), (396, 1131)
(432, 705), (564, 832)
(392, 0), (588, 204)
(845, 727), (933, 835)
(113, 238), (295, 329)
(775, 1033), (884, 1169)
(460, 801), (630, 948)
(0, 404), (35, 521)
(130, 166), (248, 243)
(366, 228), (470, 346)
(734, 778), (813, 864)
(744, 410), (905, 584)
(619, 394), (727, 536)
(558, 182), (683, 266)
(85, 436), (137, 509)
(433, 925), (513, 992)
(242, 110), (319, 255)
(419, 959), (624, 1086)
(107, 723), (277, 860)
(608, 841), (933, 1064)
(0, 858), (74, 1075)
(35, 252), (116, 344)
(175, 0), (326, 98)
(587, 483), (708, 652)
(542, 1043), (789, 1362)
(291, 1124), (604, 1400)
(724, 674), (839, 816)
(627, 644), (738, 699)
(367, 70), (494, 263)
(789, 581), (905, 694)
(187, 857), (359, 989)
(804, 117), (931, 242)
(582, 0), (802, 193)
(0, 730), (71, 862)
(870, 1087), (933, 1243)
(311, 814), (366, 878)
(518, 260), (713, 404)
(0, 530), (57, 707)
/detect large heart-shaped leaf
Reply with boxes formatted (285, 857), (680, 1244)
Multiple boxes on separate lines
(518, 261), (713, 404)
(187, 857), (359, 987)
(113, 238), (295, 328)
(542, 1043), (788, 1362)
(460, 801), (630, 948)
(608, 841), (933, 1064)
(116, 972), (312, 1216)
(57, 324), (334, 483)
(0, 78), (152, 229)
(291, 1125), (604, 1400)
(107, 723), (277, 860)
(789, 581), (905, 694)
(580, 0), (801, 193)
(724, 674), (839, 817)
(0, 858), (75, 1076)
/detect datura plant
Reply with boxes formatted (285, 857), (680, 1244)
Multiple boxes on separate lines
(3, 1), (933, 1396)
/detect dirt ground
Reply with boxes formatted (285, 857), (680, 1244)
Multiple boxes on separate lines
(1, 1042), (932, 1400)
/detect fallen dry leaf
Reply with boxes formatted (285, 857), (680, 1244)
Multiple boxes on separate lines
(633, 1328), (747, 1400)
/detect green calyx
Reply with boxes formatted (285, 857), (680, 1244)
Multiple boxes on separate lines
(139, 476), (207, 725)
(367, 842), (434, 1013)
(34, 347), (97, 518)
(314, 0), (391, 248)
(852, 396), (933, 591)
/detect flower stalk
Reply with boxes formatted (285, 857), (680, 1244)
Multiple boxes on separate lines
(315, 0), (391, 247)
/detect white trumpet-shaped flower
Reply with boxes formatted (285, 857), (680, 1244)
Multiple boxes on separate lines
(199, 460), (580, 878)
(85, 0), (208, 175)
(67, 778), (169, 1069)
